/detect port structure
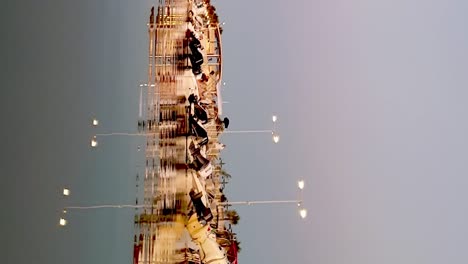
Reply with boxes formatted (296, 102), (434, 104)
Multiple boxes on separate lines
(133, 1), (231, 264)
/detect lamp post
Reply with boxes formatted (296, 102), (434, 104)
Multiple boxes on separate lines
(90, 81), (156, 148)
(224, 115), (280, 143)
(90, 132), (157, 149)
(58, 188), (145, 227)
(59, 205), (146, 227)
(89, 116), (155, 148)
(219, 180), (307, 219)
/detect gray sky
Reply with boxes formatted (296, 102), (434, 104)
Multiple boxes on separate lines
(2, 1), (147, 263)
(2, 0), (468, 264)
(218, 0), (468, 263)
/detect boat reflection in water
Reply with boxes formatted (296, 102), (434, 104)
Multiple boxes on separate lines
(133, 2), (237, 264)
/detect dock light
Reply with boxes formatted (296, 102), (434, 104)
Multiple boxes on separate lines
(92, 118), (99, 126)
(63, 188), (70, 196)
(298, 180), (305, 190)
(91, 136), (98, 147)
(272, 134), (280, 143)
(299, 209), (307, 219)
(59, 218), (67, 226)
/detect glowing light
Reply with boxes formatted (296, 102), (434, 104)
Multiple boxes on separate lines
(63, 188), (70, 196)
(298, 180), (305, 190)
(272, 115), (277, 123)
(272, 134), (280, 143)
(91, 137), (98, 147)
(92, 119), (99, 126)
(299, 209), (307, 219)
(59, 218), (67, 226)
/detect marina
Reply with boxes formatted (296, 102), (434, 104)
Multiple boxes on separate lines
(133, 1), (235, 263)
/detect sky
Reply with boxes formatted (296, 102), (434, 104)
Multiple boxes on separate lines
(2, 0), (468, 264)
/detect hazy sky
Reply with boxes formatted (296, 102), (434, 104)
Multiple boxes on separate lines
(2, 0), (468, 264)
(218, 1), (468, 263)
